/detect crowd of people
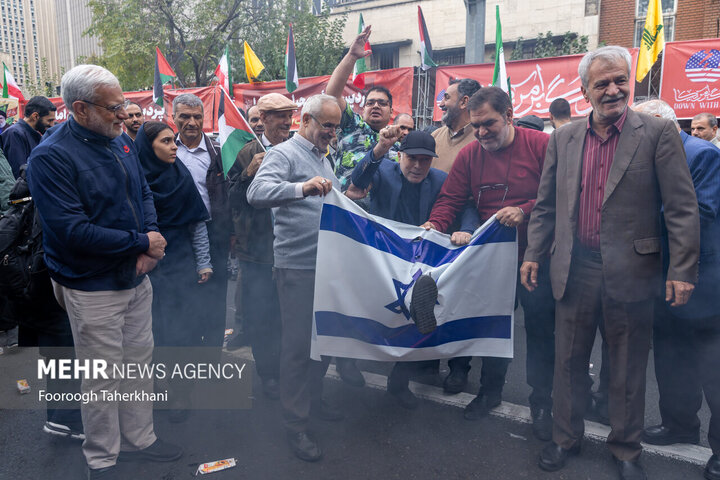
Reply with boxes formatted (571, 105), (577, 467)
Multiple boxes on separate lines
(1, 26), (719, 480)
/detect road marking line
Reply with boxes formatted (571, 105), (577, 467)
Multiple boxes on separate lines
(226, 348), (712, 466)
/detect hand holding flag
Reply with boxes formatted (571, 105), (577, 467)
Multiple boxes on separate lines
(351, 18), (372, 88)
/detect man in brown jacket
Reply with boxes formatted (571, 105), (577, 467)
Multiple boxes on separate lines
(521, 46), (700, 480)
(227, 93), (297, 398)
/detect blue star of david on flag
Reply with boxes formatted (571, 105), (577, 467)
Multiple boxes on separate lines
(384, 269), (425, 320)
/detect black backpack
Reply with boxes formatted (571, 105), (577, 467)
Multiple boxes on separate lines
(0, 172), (47, 301)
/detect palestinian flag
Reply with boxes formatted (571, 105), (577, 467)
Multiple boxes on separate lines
(352, 14), (371, 88)
(417, 6), (437, 71)
(154, 47), (176, 107)
(491, 6), (511, 102)
(1, 63), (24, 101)
(217, 88), (258, 177)
(285, 24), (299, 93)
(214, 45), (232, 96)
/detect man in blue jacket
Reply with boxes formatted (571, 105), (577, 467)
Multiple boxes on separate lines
(1, 95), (56, 178)
(27, 64), (181, 480)
(633, 100), (720, 480)
(348, 129), (478, 408)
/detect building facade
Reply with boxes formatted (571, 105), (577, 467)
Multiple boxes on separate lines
(55, 0), (102, 73)
(0, 0), (61, 90)
(326, 0), (601, 69)
(600, 0), (720, 48)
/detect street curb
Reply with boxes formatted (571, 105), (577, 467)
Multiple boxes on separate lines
(226, 348), (712, 466)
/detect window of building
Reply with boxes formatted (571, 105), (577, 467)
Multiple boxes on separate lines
(371, 45), (400, 70)
(634, 0), (676, 47)
(434, 47), (465, 66)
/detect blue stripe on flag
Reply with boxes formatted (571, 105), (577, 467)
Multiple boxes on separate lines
(319, 203), (515, 268)
(315, 311), (511, 348)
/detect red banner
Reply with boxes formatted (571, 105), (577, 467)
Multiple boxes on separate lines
(433, 50), (639, 121)
(38, 86), (218, 133)
(660, 38), (720, 119)
(232, 67), (414, 130)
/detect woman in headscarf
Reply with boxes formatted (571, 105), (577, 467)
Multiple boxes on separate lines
(136, 122), (212, 421)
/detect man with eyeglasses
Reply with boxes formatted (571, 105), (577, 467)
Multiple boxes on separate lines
(247, 94), (344, 462)
(226, 93), (298, 397)
(27, 64), (181, 480)
(421, 87), (555, 440)
(122, 101), (144, 141)
(327, 26), (402, 192)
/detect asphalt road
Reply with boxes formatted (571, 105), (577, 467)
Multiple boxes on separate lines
(0, 279), (712, 480)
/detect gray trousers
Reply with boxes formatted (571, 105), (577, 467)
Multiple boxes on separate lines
(275, 268), (330, 434)
(53, 277), (156, 469)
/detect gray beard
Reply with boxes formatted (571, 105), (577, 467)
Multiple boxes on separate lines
(442, 108), (459, 128)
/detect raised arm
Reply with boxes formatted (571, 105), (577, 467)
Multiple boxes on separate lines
(326, 25), (372, 112)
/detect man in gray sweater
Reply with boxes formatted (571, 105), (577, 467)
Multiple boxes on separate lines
(247, 94), (342, 462)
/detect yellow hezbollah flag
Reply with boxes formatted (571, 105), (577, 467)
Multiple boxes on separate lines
(244, 41), (265, 83)
(636, 0), (664, 82)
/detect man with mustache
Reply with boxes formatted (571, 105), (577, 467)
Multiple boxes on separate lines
(226, 93), (299, 397)
(1, 95), (57, 178)
(122, 102), (144, 141)
(432, 78), (482, 173)
(421, 87), (554, 441)
(521, 46), (700, 480)
(173, 93), (231, 361)
(247, 105), (265, 137)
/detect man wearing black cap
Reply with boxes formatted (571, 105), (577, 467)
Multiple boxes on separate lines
(516, 115), (545, 132)
(348, 129), (477, 408)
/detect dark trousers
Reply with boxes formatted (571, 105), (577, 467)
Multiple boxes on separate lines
(19, 318), (82, 428)
(517, 261), (556, 411)
(553, 251), (653, 461)
(275, 268), (330, 434)
(448, 355), (510, 394)
(653, 302), (720, 453)
(240, 261), (281, 381)
(202, 219), (230, 353)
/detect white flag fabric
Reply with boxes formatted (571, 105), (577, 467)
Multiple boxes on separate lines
(311, 190), (516, 362)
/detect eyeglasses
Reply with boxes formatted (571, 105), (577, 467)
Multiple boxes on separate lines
(365, 99), (390, 107)
(476, 183), (509, 210)
(82, 99), (128, 115)
(309, 114), (339, 132)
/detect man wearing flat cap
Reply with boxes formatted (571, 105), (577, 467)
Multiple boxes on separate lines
(226, 92), (297, 398)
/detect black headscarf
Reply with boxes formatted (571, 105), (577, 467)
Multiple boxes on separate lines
(135, 123), (209, 228)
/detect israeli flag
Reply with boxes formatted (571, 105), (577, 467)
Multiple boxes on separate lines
(311, 190), (517, 362)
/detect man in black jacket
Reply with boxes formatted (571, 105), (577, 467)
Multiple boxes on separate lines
(173, 94), (231, 359)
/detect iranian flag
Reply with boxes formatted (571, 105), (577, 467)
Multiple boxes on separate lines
(417, 6), (437, 71)
(1, 63), (24, 101)
(285, 24), (299, 93)
(491, 6), (511, 101)
(214, 46), (232, 95)
(352, 14), (372, 88)
(217, 87), (259, 177)
(154, 47), (176, 107)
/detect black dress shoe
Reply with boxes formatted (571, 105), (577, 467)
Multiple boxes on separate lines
(614, 457), (647, 480)
(287, 431), (322, 462)
(538, 442), (580, 472)
(705, 454), (720, 480)
(531, 408), (553, 441)
(409, 275), (438, 334)
(310, 399), (344, 421)
(118, 438), (183, 462)
(336, 359), (366, 387)
(262, 378), (280, 400)
(443, 368), (469, 394)
(87, 466), (119, 480)
(463, 391), (501, 420)
(642, 424), (699, 445)
(388, 387), (419, 410)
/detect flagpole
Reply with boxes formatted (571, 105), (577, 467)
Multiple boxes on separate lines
(221, 87), (266, 152)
